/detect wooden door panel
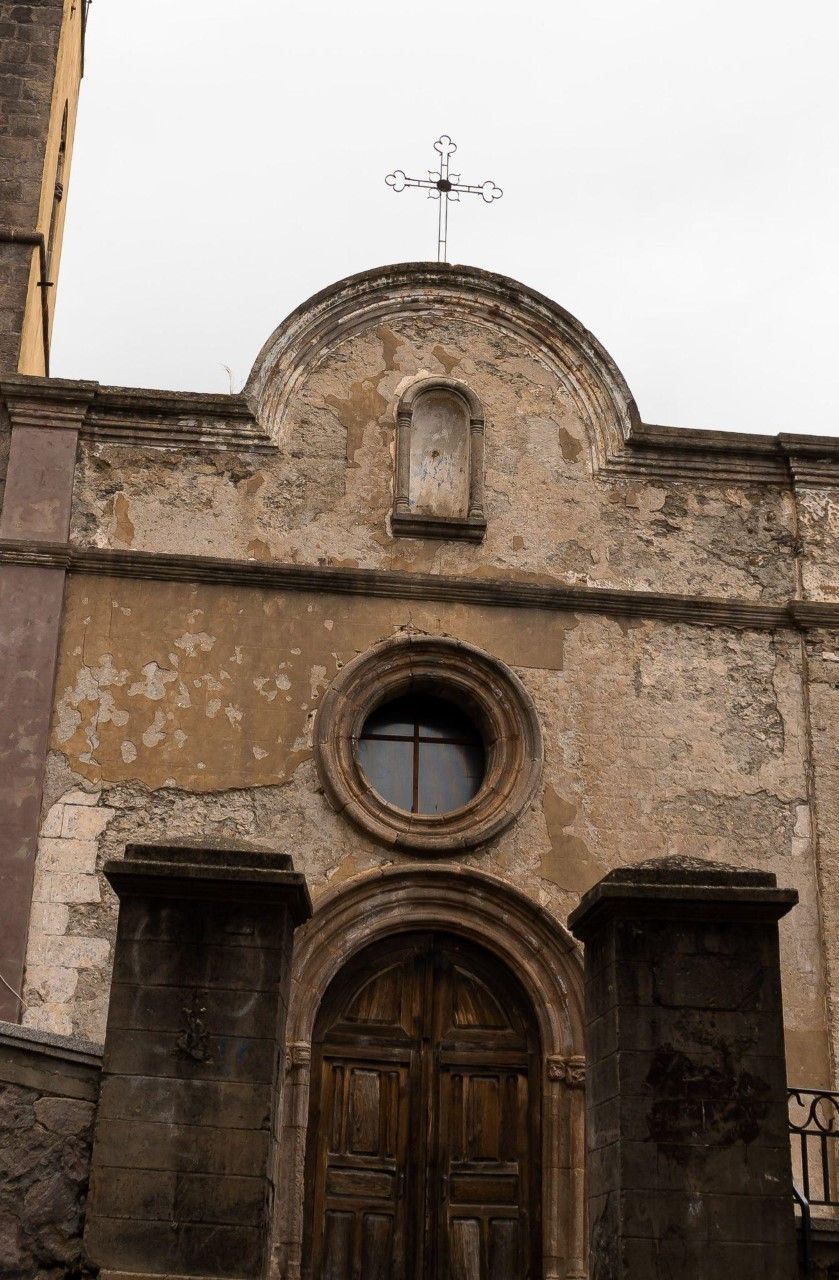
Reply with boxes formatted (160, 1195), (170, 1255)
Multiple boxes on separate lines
(450, 1218), (481, 1280)
(488, 1218), (520, 1280)
(307, 934), (539, 1280)
(322, 1210), (353, 1280)
(311, 1057), (411, 1280)
(347, 1068), (385, 1155)
(437, 961), (531, 1053)
(465, 1076), (501, 1160)
(321, 1210), (398, 1280)
(360, 1212), (396, 1280)
(449, 1174), (517, 1205)
(448, 1215), (521, 1280)
(438, 1066), (531, 1280)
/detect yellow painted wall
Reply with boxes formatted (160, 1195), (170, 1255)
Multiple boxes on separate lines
(18, 0), (84, 375)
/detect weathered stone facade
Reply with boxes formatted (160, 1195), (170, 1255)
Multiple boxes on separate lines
(3, 7), (839, 1277)
(0, 266), (832, 1082)
(3, 262), (839, 1275)
(569, 858), (799, 1280)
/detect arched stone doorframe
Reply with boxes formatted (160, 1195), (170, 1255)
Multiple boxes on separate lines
(268, 865), (587, 1280)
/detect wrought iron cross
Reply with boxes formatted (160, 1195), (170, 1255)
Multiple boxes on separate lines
(386, 135), (503, 264)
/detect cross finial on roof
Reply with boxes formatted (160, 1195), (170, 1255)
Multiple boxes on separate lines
(385, 135), (503, 264)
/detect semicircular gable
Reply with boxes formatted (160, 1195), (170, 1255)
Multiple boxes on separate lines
(245, 262), (640, 469)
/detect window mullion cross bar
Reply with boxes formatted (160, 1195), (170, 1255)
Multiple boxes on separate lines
(359, 733), (475, 744)
(412, 719), (421, 814)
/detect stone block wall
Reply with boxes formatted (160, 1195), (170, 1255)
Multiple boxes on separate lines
(23, 788), (115, 1038)
(570, 858), (799, 1280)
(84, 841), (311, 1279)
(0, 1020), (101, 1278)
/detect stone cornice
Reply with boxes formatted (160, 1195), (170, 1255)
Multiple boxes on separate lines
(0, 374), (273, 452)
(2, 537), (836, 631)
(0, 375), (97, 431)
(4, 372), (839, 484)
(0, 1020), (102, 1101)
(603, 423), (791, 484)
(85, 383), (273, 451)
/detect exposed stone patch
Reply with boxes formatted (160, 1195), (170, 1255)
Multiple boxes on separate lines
(0, 1080), (95, 1278)
(23, 791), (115, 1040)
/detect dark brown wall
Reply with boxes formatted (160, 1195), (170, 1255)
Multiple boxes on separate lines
(0, 383), (88, 1024)
(84, 842), (311, 1280)
(570, 859), (799, 1280)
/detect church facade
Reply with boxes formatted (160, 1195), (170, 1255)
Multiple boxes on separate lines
(3, 5), (839, 1279)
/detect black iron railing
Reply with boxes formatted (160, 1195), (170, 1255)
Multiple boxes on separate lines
(789, 1087), (839, 1207)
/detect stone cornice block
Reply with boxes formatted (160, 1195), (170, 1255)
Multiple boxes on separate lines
(1, 373), (98, 430)
(568, 855), (798, 941)
(391, 511), (487, 541)
(0, 376), (272, 451)
(104, 840), (312, 923)
(0, 1019), (102, 1100)
(86, 385), (272, 451)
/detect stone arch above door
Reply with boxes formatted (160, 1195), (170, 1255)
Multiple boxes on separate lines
(269, 865), (587, 1280)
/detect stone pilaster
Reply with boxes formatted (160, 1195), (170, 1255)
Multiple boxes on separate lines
(84, 841), (311, 1280)
(0, 376), (94, 1022)
(568, 856), (798, 1280)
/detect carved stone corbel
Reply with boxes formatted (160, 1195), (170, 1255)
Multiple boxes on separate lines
(285, 1040), (312, 1075)
(546, 1054), (586, 1087)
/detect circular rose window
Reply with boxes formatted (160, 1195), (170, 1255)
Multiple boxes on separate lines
(314, 636), (542, 853)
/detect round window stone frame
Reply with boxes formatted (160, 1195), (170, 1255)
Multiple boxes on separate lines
(314, 635), (543, 852)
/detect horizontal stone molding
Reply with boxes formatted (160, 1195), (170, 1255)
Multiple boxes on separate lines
(390, 511), (488, 541)
(0, 1019), (102, 1101)
(0, 375), (273, 453)
(105, 840), (312, 923)
(600, 423), (839, 485)
(7, 302), (839, 479)
(2, 537), (839, 631)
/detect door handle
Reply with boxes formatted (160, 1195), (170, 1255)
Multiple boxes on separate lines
(396, 1170), (405, 1200)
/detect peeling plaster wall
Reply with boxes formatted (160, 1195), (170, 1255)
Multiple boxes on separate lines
(802, 630), (839, 1073)
(797, 489), (839, 602)
(17, 283), (839, 1103)
(70, 315), (797, 602)
(23, 573), (828, 1089)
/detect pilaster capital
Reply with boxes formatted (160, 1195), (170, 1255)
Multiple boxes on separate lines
(1, 374), (98, 431)
(546, 1054), (586, 1088)
(286, 1041), (312, 1074)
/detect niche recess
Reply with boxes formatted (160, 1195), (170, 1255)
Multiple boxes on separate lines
(391, 378), (486, 541)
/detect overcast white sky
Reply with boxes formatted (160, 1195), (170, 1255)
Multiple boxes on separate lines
(52, 1), (839, 435)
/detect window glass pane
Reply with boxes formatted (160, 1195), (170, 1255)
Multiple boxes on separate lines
(416, 697), (479, 742)
(361, 695), (416, 739)
(357, 737), (414, 811)
(416, 740), (484, 814)
(358, 693), (485, 815)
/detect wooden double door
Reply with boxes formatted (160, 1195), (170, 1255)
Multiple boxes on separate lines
(304, 932), (541, 1280)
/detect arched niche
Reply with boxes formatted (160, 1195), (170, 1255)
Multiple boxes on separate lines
(392, 377), (486, 541)
(244, 263), (640, 471)
(267, 865), (587, 1280)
